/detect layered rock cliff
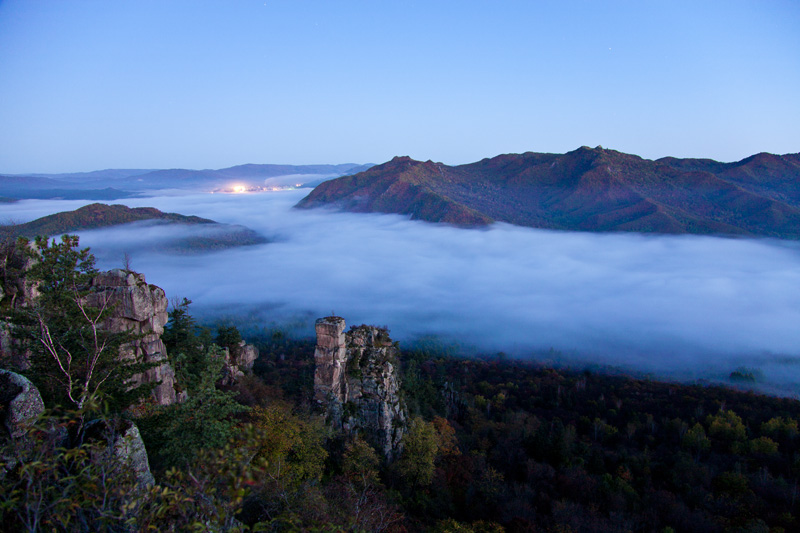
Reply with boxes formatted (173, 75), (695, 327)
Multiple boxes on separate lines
(86, 269), (180, 405)
(313, 316), (406, 459)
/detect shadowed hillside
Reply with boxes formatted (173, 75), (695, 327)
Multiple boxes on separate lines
(297, 147), (800, 238)
(1, 203), (268, 252)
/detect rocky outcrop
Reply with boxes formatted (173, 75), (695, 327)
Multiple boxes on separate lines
(219, 340), (259, 386)
(313, 316), (407, 459)
(86, 269), (180, 405)
(0, 369), (44, 442)
(1, 253), (181, 406)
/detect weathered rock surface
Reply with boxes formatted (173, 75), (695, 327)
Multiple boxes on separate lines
(0, 369), (44, 442)
(313, 316), (348, 405)
(0, 370), (49, 477)
(313, 316), (407, 459)
(86, 269), (179, 405)
(219, 340), (259, 386)
(84, 418), (155, 487)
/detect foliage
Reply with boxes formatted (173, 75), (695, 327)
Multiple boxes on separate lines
(325, 436), (403, 532)
(130, 424), (271, 532)
(0, 409), (272, 532)
(162, 297), (214, 394)
(249, 328), (317, 405)
(761, 416), (798, 441)
(138, 345), (248, 470)
(216, 324), (244, 351)
(395, 417), (439, 488)
(0, 404), (140, 532)
(707, 409), (748, 444)
(683, 422), (711, 457)
(0, 235), (28, 310)
(243, 403), (328, 523)
(397, 349), (800, 531)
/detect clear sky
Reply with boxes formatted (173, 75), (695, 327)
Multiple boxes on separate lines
(0, 0), (798, 173)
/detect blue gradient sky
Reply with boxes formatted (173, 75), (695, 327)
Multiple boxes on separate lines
(0, 0), (798, 173)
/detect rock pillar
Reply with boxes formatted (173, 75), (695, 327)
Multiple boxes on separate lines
(313, 316), (348, 405)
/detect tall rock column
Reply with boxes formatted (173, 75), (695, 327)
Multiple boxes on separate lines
(313, 316), (348, 406)
(313, 316), (407, 460)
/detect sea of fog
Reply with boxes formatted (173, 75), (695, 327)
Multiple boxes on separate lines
(4, 189), (800, 395)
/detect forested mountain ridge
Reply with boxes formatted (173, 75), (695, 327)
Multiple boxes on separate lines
(296, 147), (800, 238)
(0, 203), (268, 251)
(4, 203), (212, 237)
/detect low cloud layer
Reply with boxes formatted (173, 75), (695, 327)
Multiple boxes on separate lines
(7, 190), (800, 394)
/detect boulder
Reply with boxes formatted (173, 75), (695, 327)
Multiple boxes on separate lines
(0, 369), (44, 441)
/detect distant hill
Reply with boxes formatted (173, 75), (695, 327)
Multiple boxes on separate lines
(1, 203), (267, 252)
(0, 163), (374, 199)
(296, 147), (800, 238)
(119, 163), (372, 190)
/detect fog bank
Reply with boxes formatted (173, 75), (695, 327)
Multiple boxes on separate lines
(7, 190), (800, 394)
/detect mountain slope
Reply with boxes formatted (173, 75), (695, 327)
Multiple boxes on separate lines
(296, 147), (800, 238)
(296, 156), (492, 226)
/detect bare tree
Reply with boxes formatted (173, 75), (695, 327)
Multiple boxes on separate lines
(121, 251), (132, 272)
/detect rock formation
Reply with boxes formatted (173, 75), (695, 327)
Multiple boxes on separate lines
(1, 241), (181, 406)
(219, 340), (259, 386)
(0, 369), (44, 442)
(313, 316), (406, 459)
(86, 269), (180, 405)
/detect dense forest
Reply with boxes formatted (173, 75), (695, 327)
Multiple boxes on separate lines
(2, 236), (800, 532)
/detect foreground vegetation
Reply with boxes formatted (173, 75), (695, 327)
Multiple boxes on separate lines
(2, 237), (800, 531)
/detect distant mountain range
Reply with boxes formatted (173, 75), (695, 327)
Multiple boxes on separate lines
(1, 203), (267, 252)
(296, 147), (800, 239)
(0, 163), (374, 200)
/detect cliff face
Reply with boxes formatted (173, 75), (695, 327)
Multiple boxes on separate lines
(313, 316), (406, 459)
(86, 269), (180, 405)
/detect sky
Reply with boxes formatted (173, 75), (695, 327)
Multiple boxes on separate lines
(0, 0), (798, 174)
(7, 190), (800, 395)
